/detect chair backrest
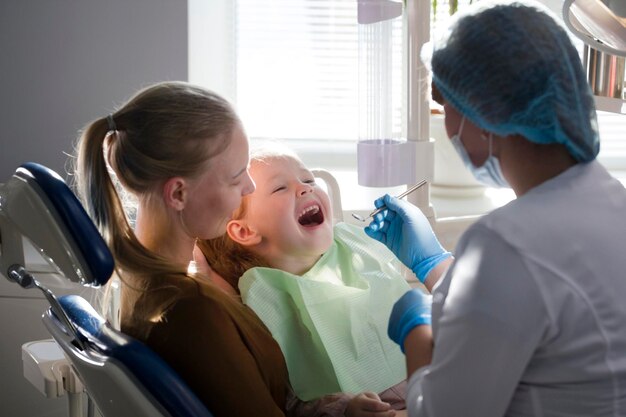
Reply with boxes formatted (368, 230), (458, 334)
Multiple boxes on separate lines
(1, 163), (213, 417)
(312, 168), (344, 224)
(0, 162), (114, 286)
(44, 294), (213, 417)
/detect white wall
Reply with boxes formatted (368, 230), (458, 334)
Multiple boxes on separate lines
(0, 1), (187, 416)
(0, 0), (188, 182)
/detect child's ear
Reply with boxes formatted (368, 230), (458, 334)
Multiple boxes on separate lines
(227, 220), (262, 246)
(162, 177), (187, 211)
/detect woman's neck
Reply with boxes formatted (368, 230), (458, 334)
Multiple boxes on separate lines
(499, 135), (577, 197)
(135, 203), (195, 268)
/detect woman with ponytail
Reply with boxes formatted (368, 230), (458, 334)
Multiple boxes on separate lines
(74, 82), (398, 417)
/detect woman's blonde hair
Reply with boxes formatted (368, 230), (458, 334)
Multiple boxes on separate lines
(74, 81), (240, 295)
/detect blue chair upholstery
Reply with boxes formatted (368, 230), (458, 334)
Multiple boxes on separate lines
(44, 295), (213, 417)
(17, 162), (114, 286)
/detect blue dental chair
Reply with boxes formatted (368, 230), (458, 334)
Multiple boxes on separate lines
(0, 163), (213, 417)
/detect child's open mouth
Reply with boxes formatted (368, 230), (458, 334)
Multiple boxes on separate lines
(297, 204), (325, 226)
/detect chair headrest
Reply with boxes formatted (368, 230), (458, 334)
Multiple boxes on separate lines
(15, 163), (114, 286)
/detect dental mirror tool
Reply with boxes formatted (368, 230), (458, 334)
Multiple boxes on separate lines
(352, 179), (427, 222)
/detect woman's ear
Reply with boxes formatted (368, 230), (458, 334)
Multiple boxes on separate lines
(227, 220), (262, 246)
(163, 177), (187, 211)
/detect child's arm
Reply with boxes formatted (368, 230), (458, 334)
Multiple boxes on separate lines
(346, 392), (397, 417)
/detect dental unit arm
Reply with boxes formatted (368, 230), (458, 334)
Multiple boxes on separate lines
(0, 163), (114, 345)
(0, 163), (213, 417)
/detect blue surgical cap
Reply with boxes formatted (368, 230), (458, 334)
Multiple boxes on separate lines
(428, 0), (599, 162)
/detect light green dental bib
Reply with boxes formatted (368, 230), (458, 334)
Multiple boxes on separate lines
(239, 223), (410, 400)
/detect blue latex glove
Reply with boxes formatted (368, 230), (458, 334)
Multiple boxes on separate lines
(364, 195), (451, 282)
(388, 288), (432, 353)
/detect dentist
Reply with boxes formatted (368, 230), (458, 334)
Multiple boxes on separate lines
(366, 1), (626, 416)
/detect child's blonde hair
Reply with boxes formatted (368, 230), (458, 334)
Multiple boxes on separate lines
(198, 143), (301, 289)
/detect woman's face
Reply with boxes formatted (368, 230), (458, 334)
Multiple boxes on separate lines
(183, 125), (255, 240)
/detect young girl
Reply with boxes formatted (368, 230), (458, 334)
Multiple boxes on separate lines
(199, 145), (412, 410)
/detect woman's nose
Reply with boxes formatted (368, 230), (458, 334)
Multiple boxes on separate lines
(242, 172), (256, 196)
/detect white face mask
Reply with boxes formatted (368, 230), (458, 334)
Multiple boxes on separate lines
(450, 117), (510, 188)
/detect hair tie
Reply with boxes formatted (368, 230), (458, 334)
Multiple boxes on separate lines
(107, 114), (117, 132)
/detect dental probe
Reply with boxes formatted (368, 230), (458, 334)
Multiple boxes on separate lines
(351, 179), (428, 222)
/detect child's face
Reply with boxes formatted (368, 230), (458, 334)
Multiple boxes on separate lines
(241, 155), (334, 269)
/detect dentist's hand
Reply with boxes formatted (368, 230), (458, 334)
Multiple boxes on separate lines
(388, 288), (432, 352)
(364, 195), (451, 282)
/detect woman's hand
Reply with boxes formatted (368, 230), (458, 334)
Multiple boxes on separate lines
(346, 392), (396, 417)
(365, 195), (451, 283)
(192, 244), (213, 276)
(192, 244), (239, 296)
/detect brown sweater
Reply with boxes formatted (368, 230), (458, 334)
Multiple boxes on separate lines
(120, 273), (289, 417)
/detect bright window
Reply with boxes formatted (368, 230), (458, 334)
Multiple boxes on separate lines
(189, 0), (626, 215)
(189, 0), (408, 212)
(598, 111), (626, 174)
(236, 0), (359, 142)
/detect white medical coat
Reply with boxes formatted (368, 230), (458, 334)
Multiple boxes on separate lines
(407, 161), (626, 416)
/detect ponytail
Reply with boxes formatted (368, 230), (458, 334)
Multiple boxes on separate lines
(74, 82), (239, 298)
